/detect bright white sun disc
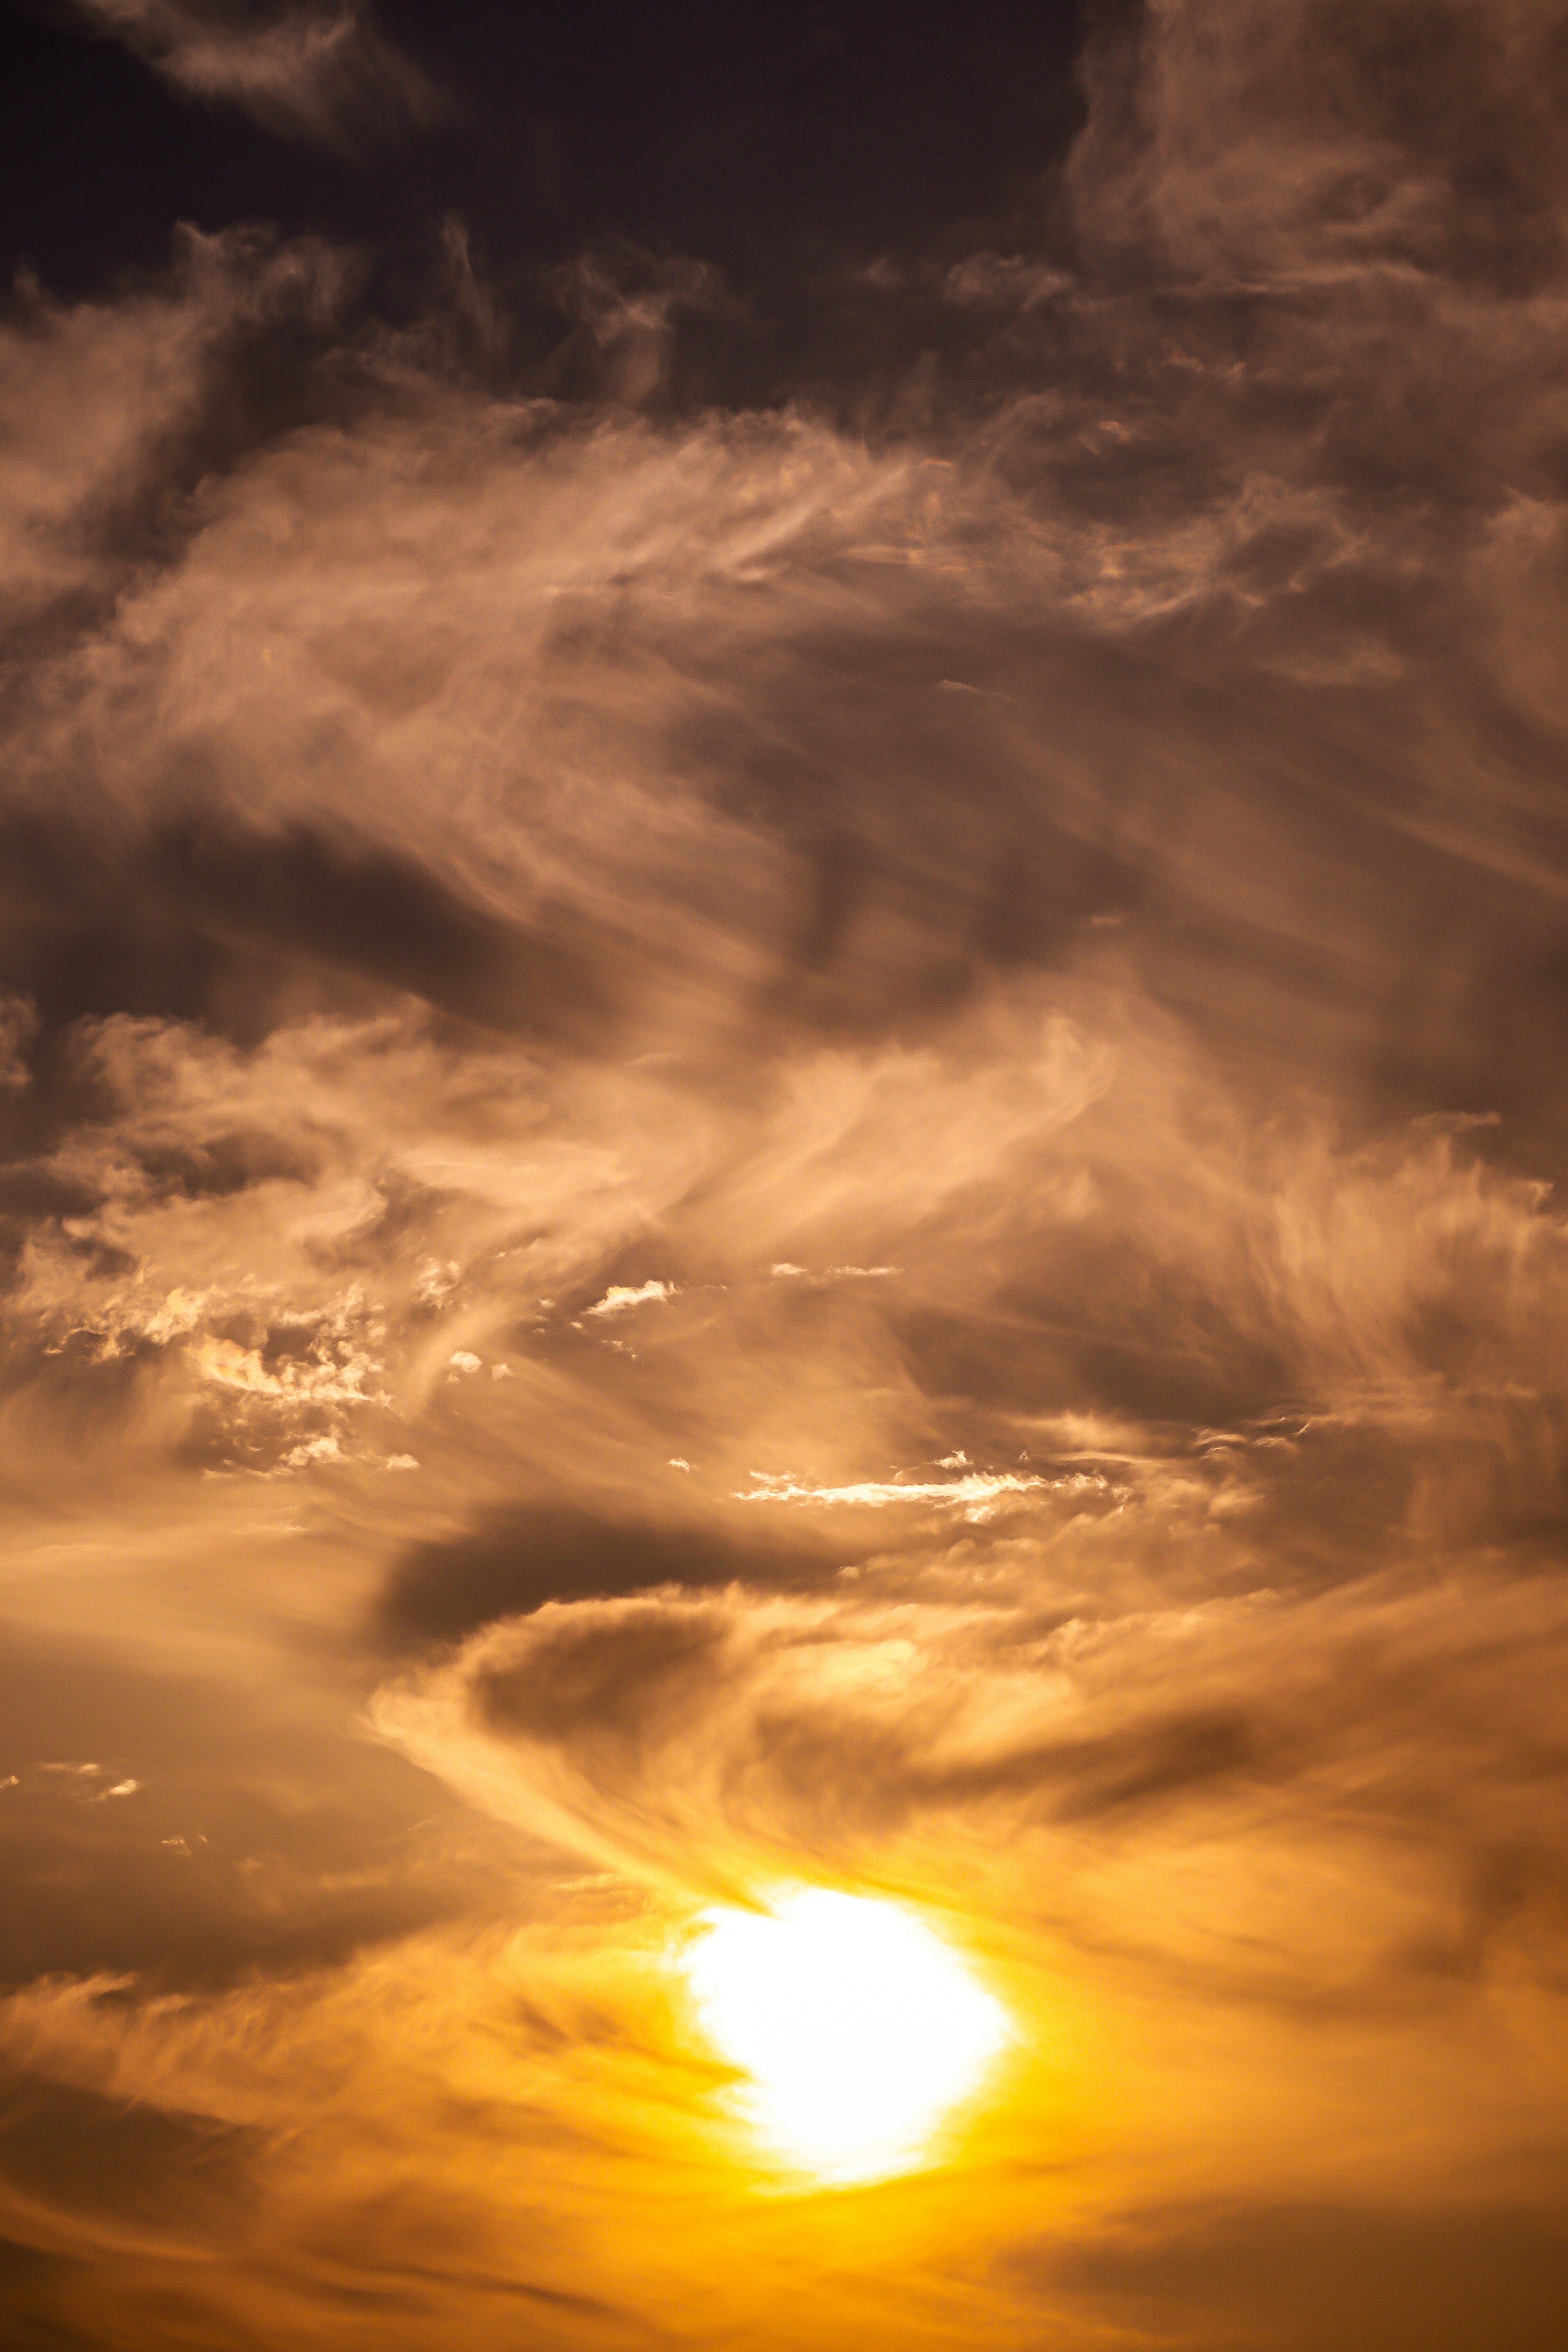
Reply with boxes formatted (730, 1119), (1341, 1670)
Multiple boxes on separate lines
(683, 1889), (1011, 2182)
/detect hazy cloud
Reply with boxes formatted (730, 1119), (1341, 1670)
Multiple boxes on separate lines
(62, 1), (446, 153)
(4, 0), (1568, 2343)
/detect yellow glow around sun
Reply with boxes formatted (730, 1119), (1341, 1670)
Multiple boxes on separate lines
(684, 1889), (1011, 2183)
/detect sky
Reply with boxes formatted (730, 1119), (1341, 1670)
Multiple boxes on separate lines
(2, 2), (1568, 2346)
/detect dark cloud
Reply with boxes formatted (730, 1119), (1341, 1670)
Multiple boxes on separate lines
(1041, 2194), (1568, 2352)
(0, 2073), (252, 2234)
(378, 1503), (858, 1650)
(938, 1704), (1269, 1821)
(0, 2239), (101, 2352)
(0, 810), (617, 1060)
(0, 1641), (497, 1990)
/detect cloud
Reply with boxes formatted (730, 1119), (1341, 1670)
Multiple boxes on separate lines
(372, 1561), (1568, 2008)
(1035, 2194), (1568, 2352)
(2, 0), (1568, 2343)
(586, 1281), (679, 1319)
(0, 1637), (492, 1994)
(0, 227), (347, 630)
(539, 245), (731, 406)
(735, 1468), (1051, 1517)
(1, 998), (695, 1476)
(374, 1503), (859, 1651)
(769, 1262), (899, 1283)
(62, 2), (447, 154)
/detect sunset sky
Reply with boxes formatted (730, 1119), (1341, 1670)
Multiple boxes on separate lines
(3, 3), (1568, 2346)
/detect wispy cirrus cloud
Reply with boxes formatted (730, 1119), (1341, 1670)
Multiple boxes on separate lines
(61, 0), (446, 153)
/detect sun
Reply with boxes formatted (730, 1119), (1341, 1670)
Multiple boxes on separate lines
(683, 1888), (1011, 2183)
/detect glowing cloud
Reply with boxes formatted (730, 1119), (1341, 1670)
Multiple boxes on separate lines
(7, 2), (1568, 2346)
(587, 1280), (679, 1317)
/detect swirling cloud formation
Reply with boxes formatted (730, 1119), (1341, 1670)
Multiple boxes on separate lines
(3, 3), (1568, 2348)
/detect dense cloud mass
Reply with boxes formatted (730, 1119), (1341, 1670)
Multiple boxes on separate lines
(3, 1), (1568, 2345)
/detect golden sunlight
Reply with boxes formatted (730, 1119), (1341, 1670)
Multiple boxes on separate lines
(683, 1889), (1011, 2183)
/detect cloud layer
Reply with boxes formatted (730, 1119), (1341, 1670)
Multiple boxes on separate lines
(4, 1), (1568, 2345)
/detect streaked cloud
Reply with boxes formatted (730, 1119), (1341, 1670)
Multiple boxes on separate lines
(735, 1468), (1051, 1515)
